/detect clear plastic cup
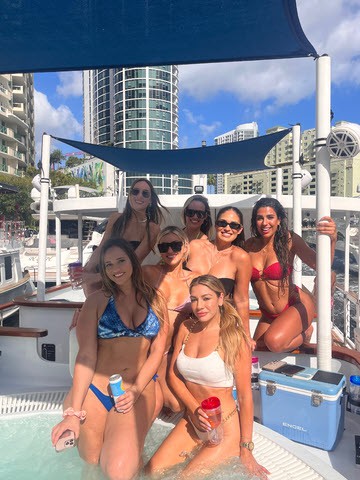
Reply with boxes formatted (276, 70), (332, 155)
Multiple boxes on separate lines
(68, 261), (83, 290)
(201, 396), (223, 445)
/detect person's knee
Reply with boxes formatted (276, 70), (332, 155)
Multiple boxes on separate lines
(79, 450), (100, 465)
(263, 331), (287, 353)
(101, 456), (140, 480)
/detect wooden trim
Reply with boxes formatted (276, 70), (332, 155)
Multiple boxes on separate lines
(13, 282), (83, 309)
(0, 327), (48, 338)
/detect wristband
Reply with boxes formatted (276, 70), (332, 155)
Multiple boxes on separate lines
(63, 407), (87, 421)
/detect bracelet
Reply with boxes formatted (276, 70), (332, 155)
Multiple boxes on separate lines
(63, 407), (87, 421)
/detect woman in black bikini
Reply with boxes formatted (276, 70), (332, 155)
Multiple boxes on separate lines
(52, 238), (168, 479)
(187, 206), (253, 345)
(83, 178), (167, 296)
(143, 226), (200, 413)
(244, 198), (337, 352)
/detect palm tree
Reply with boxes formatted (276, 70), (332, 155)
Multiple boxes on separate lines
(50, 149), (65, 170)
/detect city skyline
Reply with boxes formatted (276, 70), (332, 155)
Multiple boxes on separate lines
(33, 1), (360, 162)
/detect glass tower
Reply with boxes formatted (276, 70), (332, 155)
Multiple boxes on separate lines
(83, 67), (193, 195)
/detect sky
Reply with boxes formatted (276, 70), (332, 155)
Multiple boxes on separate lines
(33, 0), (360, 159)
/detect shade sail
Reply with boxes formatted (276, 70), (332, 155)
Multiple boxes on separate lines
(53, 129), (291, 174)
(1, 1), (316, 74)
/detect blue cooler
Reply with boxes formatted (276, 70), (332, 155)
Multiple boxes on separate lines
(259, 366), (346, 450)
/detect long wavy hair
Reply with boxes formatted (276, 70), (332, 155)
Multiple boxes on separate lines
(157, 226), (190, 263)
(111, 178), (168, 248)
(182, 195), (213, 238)
(215, 206), (245, 247)
(250, 198), (290, 289)
(189, 275), (249, 372)
(99, 238), (165, 326)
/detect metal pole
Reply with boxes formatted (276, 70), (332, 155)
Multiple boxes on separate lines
(37, 133), (51, 300)
(315, 55), (332, 370)
(292, 124), (302, 288)
(55, 213), (61, 285)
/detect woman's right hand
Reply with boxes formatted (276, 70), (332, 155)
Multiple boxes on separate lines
(51, 416), (81, 446)
(189, 407), (211, 432)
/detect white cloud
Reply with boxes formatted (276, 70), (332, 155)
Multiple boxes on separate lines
(179, 0), (360, 108)
(199, 121), (222, 137)
(34, 90), (82, 158)
(56, 72), (83, 97)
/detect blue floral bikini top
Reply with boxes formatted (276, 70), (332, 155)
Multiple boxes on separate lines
(98, 296), (160, 339)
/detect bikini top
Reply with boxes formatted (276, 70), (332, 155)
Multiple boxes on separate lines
(219, 278), (235, 296)
(98, 296), (160, 339)
(169, 296), (193, 314)
(176, 321), (233, 387)
(251, 262), (293, 282)
(128, 240), (141, 250)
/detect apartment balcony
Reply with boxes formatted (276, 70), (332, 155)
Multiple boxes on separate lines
(12, 74), (26, 85)
(12, 102), (26, 120)
(0, 83), (11, 100)
(0, 163), (9, 173)
(0, 124), (26, 148)
(0, 144), (26, 164)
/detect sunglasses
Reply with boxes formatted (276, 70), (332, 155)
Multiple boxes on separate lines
(185, 208), (207, 219)
(131, 188), (151, 199)
(215, 219), (242, 230)
(158, 241), (183, 253)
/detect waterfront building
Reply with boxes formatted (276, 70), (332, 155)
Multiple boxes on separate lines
(0, 74), (35, 175)
(224, 122), (360, 197)
(83, 67), (195, 195)
(214, 122), (258, 193)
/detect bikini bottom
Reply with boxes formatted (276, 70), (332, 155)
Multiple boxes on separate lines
(89, 376), (158, 411)
(260, 286), (300, 321)
(89, 383), (114, 411)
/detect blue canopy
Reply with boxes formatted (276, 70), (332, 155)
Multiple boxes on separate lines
(1, 0), (316, 74)
(53, 129), (291, 174)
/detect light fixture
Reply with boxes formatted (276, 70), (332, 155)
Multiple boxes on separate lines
(301, 170), (312, 190)
(194, 185), (204, 194)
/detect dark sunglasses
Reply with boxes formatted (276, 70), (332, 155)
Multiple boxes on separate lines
(131, 188), (151, 199)
(158, 241), (183, 253)
(185, 208), (207, 219)
(215, 219), (242, 230)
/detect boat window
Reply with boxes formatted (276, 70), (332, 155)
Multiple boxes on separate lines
(4, 255), (12, 280)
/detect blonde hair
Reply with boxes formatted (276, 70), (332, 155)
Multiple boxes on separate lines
(189, 275), (249, 371)
(99, 238), (166, 327)
(157, 225), (190, 261)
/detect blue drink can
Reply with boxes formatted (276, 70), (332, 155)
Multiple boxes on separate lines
(109, 374), (125, 411)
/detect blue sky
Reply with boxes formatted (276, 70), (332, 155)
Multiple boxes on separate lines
(33, 0), (360, 158)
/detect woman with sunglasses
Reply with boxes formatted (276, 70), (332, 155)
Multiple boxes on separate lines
(143, 226), (200, 413)
(146, 275), (269, 479)
(187, 207), (253, 344)
(244, 198), (337, 352)
(182, 195), (212, 242)
(83, 178), (166, 296)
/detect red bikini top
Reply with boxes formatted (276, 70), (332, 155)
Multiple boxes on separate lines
(251, 262), (293, 282)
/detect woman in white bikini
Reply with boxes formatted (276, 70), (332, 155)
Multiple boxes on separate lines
(143, 226), (199, 413)
(182, 194), (212, 242)
(146, 275), (269, 479)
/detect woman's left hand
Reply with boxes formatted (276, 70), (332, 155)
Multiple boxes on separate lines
(316, 216), (337, 241)
(114, 386), (140, 414)
(240, 449), (270, 479)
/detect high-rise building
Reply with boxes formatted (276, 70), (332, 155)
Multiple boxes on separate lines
(214, 122), (258, 193)
(83, 67), (194, 195)
(0, 73), (35, 175)
(223, 122), (360, 197)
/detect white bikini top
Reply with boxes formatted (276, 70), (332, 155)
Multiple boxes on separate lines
(176, 344), (233, 387)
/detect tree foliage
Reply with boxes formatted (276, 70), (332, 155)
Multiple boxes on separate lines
(65, 155), (83, 168)
(50, 149), (65, 170)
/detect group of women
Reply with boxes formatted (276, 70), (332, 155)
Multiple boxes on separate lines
(51, 178), (337, 480)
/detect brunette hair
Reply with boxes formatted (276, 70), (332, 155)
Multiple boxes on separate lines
(111, 178), (167, 247)
(99, 238), (165, 326)
(189, 275), (249, 371)
(182, 195), (212, 238)
(250, 197), (290, 289)
(215, 206), (245, 247)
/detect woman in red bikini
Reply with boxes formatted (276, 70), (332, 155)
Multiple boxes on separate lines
(244, 198), (337, 352)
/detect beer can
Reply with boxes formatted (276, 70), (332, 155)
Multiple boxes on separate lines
(109, 374), (125, 399)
